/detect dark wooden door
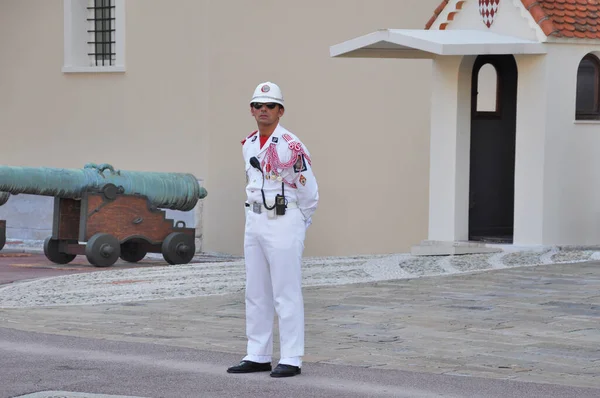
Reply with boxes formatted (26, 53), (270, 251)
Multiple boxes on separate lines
(469, 55), (518, 243)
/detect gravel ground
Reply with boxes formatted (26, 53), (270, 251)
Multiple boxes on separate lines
(1, 243), (599, 309)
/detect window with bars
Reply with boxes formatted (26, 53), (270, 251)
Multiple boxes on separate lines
(63, 0), (125, 73)
(87, 0), (116, 66)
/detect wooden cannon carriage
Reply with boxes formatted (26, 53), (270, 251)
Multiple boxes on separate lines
(0, 192), (9, 252)
(0, 163), (207, 267)
(0, 220), (5, 252)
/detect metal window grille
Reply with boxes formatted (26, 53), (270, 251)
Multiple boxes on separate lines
(87, 0), (116, 66)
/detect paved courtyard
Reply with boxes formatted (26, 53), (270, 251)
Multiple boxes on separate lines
(0, 244), (599, 390)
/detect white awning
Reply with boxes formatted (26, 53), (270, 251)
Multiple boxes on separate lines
(330, 29), (547, 59)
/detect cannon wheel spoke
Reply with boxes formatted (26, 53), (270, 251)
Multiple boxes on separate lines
(162, 232), (195, 265)
(120, 239), (148, 263)
(43, 237), (77, 264)
(86, 233), (121, 267)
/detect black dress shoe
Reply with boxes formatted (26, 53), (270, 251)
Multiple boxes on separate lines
(270, 364), (301, 377)
(227, 360), (272, 373)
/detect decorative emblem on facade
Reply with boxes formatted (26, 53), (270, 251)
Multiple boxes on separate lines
(479, 0), (500, 28)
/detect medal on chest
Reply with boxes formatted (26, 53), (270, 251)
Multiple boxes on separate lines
(264, 162), (282, 181)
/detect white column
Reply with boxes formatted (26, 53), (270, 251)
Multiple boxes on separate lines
(512, 55), (547, 245)
(427, 55), (474, 242)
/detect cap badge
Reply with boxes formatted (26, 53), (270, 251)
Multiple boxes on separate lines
(261, 85), (270, 93)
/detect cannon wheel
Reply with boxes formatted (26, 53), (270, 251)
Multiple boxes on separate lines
(120, 239), (147, 263)
(44, 237), (77, 264)
(86, 233), (121, 267)
(162, 232), (195, 265)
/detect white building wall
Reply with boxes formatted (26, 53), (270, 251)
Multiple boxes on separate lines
(427, 52), (550, 246)
(542, 44), (600, 245)
(424, 0), (553, 247)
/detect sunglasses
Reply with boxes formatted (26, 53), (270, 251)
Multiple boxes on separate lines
(252, 102), (278, 110)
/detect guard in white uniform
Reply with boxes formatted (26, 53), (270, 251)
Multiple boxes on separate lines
(227, 82), (319, 378)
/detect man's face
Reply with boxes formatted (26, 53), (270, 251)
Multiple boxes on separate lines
(250, 102), (284, 126)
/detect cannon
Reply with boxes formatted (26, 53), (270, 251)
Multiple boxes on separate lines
(0, 163), (207, 267)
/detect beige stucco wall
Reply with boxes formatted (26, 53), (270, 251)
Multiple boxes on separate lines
(0, 0), (211, 174)
(0, 0), (438, 256)
(203, 0), (436, 256)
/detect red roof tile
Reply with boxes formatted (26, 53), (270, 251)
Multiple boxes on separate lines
(425, 0), (600, 39)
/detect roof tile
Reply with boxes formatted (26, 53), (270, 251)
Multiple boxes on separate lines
(530, 4), (548, 22)
(565, 3), (577, 11)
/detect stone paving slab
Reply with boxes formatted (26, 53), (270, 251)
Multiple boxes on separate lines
(1, 261), (599, 389)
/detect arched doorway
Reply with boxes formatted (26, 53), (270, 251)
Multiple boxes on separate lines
(468, 55), (518, 243)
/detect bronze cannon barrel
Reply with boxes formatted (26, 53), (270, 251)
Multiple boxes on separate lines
(0, 163), (207, 211)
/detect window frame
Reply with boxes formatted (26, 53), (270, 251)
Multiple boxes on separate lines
(472, 60), (502, 120)
(575, 54), (600, 121)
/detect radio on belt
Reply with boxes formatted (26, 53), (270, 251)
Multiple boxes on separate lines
(275, 194), (286, 215)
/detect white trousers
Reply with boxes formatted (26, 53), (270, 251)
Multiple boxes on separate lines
(243, 206), (306, 367)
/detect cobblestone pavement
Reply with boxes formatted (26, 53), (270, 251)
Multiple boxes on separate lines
(0, 244), (599, 390)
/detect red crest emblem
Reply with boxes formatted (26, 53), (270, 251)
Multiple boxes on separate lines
(479, 0), (500, 28)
